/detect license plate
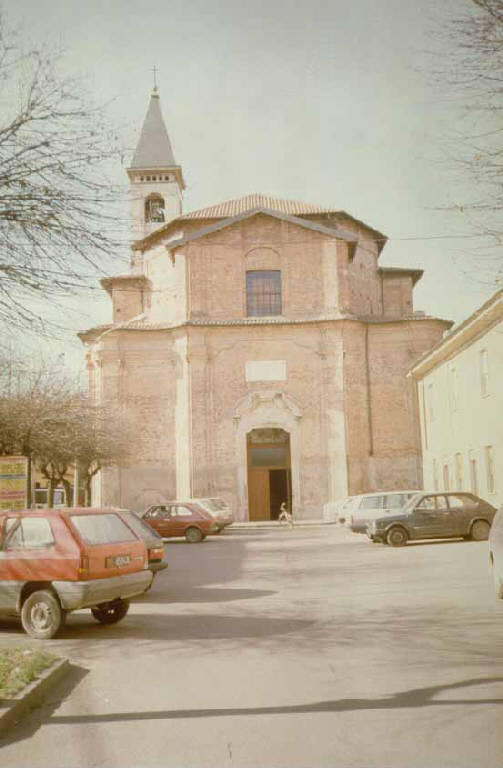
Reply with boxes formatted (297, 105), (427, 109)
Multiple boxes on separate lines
(106, 554), (131, 568)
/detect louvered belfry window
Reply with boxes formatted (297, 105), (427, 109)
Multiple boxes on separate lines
(246, 270), (282, 316)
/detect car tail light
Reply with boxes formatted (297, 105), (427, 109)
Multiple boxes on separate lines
(148, 547), (164, 562)
(78, 554), (89, 578)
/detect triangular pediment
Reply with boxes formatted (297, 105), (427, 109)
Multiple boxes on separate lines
(155, 207), (358, 253)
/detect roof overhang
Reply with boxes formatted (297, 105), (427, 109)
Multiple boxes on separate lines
(132, 207), (358, 257)
(130, 197), (387, 254)
(378, 267), (424, 286)
(409, 288), (503, 379)
(100, 274), (152, 296)
(126, 165), (186, 190)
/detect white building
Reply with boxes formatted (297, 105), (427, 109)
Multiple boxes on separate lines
(409, 288), (503, 506)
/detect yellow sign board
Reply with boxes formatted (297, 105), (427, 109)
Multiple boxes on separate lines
(0, 456), (28, 510)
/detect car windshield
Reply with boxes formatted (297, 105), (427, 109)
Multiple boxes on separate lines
(384, 494), (413, 510)
(195, 499), (220, 513)
(70, 513), (138, 545)
(403, 495), (422, 511)
(208, 498), (228, 510)
(121, 511), (163, 541)
(359, 496), (382, 510)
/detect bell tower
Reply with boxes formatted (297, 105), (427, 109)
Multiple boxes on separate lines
(127, 86), (185, 240)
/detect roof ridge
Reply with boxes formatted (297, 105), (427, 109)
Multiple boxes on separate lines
(181, 192), (335, 220)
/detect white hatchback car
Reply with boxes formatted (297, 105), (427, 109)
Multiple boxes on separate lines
(346, 490), (421, 533)
(489, 507), (503, 599)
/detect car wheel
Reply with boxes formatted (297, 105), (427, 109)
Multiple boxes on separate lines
(386, 527), (408, 547)
(470, 520), (490, 541)
(91, 599), (130, 625)
(185, 526), (203, 543)
(21, 590), (65, 639)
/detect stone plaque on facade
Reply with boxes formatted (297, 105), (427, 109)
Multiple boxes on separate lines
(245, 360), (287, 382)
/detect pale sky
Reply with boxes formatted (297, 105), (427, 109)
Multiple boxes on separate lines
(4, 0), (495, 368)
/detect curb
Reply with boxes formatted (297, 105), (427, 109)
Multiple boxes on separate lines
(0, 657), (69, 738)
(227, 520), (335, 531)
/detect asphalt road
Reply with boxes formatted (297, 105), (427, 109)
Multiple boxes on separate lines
(1, 524), (502, 767)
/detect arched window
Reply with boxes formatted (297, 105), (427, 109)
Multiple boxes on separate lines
(145, 194), (165, 223)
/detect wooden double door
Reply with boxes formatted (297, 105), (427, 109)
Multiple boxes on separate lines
(247, 429), (292, 521)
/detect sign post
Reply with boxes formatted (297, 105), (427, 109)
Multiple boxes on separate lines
(0, 456), (29, 511)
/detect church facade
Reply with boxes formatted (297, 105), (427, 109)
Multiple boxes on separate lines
(80, 89), (452, 520)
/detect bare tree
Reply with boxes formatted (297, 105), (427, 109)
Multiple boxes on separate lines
(0, 357), (76, 504)
(0, 10), (126, 337)
(431, 0), (503, 285)
(0, 356), (130, 506)
(71, 405), (130, 506)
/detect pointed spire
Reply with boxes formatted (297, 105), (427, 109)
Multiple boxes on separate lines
(130, 90), (177, 170)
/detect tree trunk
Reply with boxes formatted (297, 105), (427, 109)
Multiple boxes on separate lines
(26, 454), (32, 508)
(84, 477), (92, 507)
(48, 479), (54, 508)
(62, 478), (72, 507)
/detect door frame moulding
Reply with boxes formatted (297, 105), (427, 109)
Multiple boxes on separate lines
(233, 390), (302, 520)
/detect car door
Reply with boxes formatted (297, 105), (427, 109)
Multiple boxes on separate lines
(411, 495), (450, 539)
(170, 505), (199, 535)
(143, 507), (169, 537)
(0, 516), (64, 609)
(446, 495), (470, 536)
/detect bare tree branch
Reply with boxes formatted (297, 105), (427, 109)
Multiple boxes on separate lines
(429, 0), (503, 286)
(0, 10), (128, 336)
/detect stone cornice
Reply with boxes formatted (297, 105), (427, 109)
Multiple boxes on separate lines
(78, 312), (452, 346)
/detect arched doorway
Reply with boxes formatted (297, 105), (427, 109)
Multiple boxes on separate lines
(247, 428), (292, 521)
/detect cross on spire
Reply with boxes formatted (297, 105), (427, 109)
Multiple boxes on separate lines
(151, 65), (159, 94)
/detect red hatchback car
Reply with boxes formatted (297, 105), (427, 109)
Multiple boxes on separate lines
(140, 502), (218, 542)
(0, 508), (152, 639)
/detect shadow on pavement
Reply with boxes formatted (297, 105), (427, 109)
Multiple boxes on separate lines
(45, 676), (503, 726)
(0, 663), (89, 746)
(57, 613), (313, 642)
(141, 587), (276, 604)
(405, 539), (473, 548)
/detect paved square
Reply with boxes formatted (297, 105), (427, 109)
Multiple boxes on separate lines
(1, 525), (502, 767)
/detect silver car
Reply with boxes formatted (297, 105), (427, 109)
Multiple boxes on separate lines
(346, 490), (421, 533)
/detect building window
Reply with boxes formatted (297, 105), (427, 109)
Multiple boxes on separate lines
(485, 446), (496, 494)
(145, 194), (165, 223)
(469, 451), (478, 496)
(443, 462), (450, 491)
(479, 349), (489, 396)
(246, 270), (282, 316)
(420, 382), (429, 450)
(455, 453), (463, 490)
(426, 382), (434, 422)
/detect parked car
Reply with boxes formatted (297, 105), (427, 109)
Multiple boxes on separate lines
(346, 491), (421, 532)
(140, 502), (219, 542)
(489, 507), (503, 599)
(188, 498), (234, 531)
(336, 496), (356, 524)
(0, 508), (153, 639)
(117, 509), (167, 576)
(367, 492), (497, 547)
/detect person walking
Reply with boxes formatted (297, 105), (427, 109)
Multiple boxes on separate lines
(278, 501), (293, 528)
